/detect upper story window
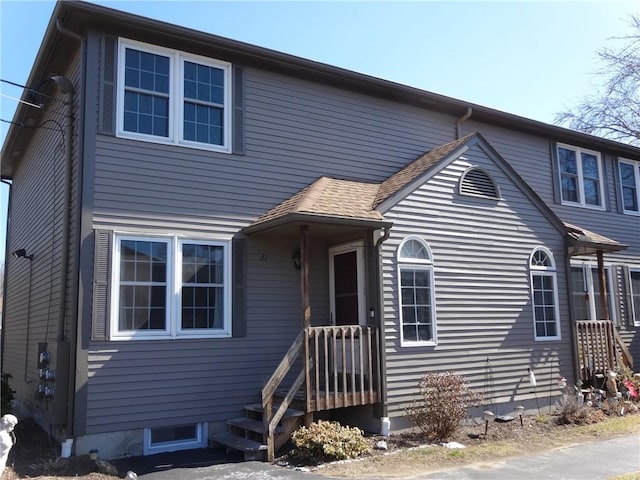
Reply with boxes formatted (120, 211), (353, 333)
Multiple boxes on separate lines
(557, 144), (604, 209)
(529, 248), (560, 341)
(111, 234), (231, 340)
(459, 167), (500, 199)
(619, 158), (640, 215)
(117, 38), (231, 152)
(397, 237), (437, 346)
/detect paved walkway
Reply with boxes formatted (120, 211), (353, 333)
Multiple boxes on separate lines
(135, 434), (640, 480)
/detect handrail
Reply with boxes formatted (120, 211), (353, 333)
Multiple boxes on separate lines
(612, 327), (634, 369)
(261, 330), (305, 461)
(260, 325), (380, 461)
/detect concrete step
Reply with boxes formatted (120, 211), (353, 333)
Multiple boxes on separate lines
(210, 432), (267, 461)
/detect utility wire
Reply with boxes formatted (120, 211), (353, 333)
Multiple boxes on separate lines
(1, 118), (66, 135)
(0, 92), (43, 109)
(1, 78), (68, 105)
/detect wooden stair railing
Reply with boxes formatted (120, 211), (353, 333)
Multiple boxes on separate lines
(261, 330), (305, 462)
(612, 327), (634, 370)
(576, 320), (634, 384)
(260, 325), (380, 461)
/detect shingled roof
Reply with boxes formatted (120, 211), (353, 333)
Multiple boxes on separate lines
(373, 133), (474, 208)
(245, 177), (386, 232)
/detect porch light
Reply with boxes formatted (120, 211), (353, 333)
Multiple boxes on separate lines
(292, 249), (301, 270)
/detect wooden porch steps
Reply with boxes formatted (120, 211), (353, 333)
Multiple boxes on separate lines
(211, 403), (305, 461)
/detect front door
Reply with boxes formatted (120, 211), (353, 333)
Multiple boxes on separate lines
(329, 241), (366, 326)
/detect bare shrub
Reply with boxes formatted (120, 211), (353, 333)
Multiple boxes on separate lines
(406, 371), (482, 442)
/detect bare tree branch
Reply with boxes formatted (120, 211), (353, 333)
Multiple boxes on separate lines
(555, 14), (640, 146)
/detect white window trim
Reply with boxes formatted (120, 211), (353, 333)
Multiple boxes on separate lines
(116, 38), (232, 153)
(557, 143), (605, 210)
(176, 239), (232, 338)
(618, 158), (640, 216)
(529, 247), (561, 341)
(397, 236), (437, 347)
(629, 267), (640, 327)
(110, 234), (232, 340)
(144, 422), (208, 455)
(570, 262), (618, 324)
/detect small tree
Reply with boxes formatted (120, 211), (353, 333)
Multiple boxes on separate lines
(407, 371), (482, 441)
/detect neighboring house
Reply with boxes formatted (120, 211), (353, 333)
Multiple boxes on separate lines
(1, 1), (638, 461)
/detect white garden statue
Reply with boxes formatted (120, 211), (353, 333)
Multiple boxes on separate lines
(0, 414), (18, 475)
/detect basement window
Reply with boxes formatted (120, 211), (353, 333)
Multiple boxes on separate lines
(144, 423), (208, 455)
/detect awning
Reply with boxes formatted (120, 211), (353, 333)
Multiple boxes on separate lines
(564, 222), (628, 256)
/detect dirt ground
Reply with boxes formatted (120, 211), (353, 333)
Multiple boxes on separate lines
(2, 406), (639, 479)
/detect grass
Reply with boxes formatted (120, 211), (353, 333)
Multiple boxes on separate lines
(316, 414), (640, 478)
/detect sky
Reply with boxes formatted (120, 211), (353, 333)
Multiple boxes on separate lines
(0, 0), (638, 261)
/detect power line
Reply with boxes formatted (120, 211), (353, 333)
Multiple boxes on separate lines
(0, 118), (65, 136)
(1, 78), (68, 105)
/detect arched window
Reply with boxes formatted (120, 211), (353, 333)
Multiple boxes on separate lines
(397, 237), (436, 345)
(459, 167), (500, 199)
(529, 247), (560, 340)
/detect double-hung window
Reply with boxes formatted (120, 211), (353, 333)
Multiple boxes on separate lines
(529, 248), (560, 340)
(557, 144), (604, 209)
(398, 237), (436, 346)
(111, 235), (231, 340)
(569, 264), (616, 323)
(619, 158), (640, 215)
(117, 38), (231, 152)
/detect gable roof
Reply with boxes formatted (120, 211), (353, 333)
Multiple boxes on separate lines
(245, 133), (627, 255)
(2, 1), (639, 176)
(246, 132), (564, 233)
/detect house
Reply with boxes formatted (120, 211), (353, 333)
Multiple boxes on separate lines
(1, 1), (638, 461)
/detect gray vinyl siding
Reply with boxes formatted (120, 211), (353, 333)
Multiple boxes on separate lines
(3, 50), (82, 419)
(85, 59), (463, 433)
(462, 121), (640, 367)
(381, 143), (572, 417)
(81, 35), (639, 434)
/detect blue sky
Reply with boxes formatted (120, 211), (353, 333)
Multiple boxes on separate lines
(0, 0), (637, 260)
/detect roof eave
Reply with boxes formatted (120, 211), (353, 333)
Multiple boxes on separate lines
(243, 212), (392, 234)
(3, 0), (639, 177)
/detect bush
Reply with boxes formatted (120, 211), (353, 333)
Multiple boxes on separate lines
(1, 373), (15, 414)
(406, 371), (482, 441)
(555, 386), (590, 424)
(291, 420), (370, 463)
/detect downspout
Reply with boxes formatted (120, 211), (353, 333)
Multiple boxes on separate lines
(456, 107), (472, 139)
(50, 74), (74, 342)
(375, 227), (391, 435)
(53, 17), (81, 342)
(54, 19), (82, 438)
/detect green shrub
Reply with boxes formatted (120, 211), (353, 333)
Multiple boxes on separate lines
(1, 373), (15, 414)
(291, 420), (370, 463)
(406, 371), (482, 442)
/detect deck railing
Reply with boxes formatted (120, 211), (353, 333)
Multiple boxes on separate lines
(305, 325), (380, 411)
(261, 325), (380, 460)
(576, 320), (633, 383)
